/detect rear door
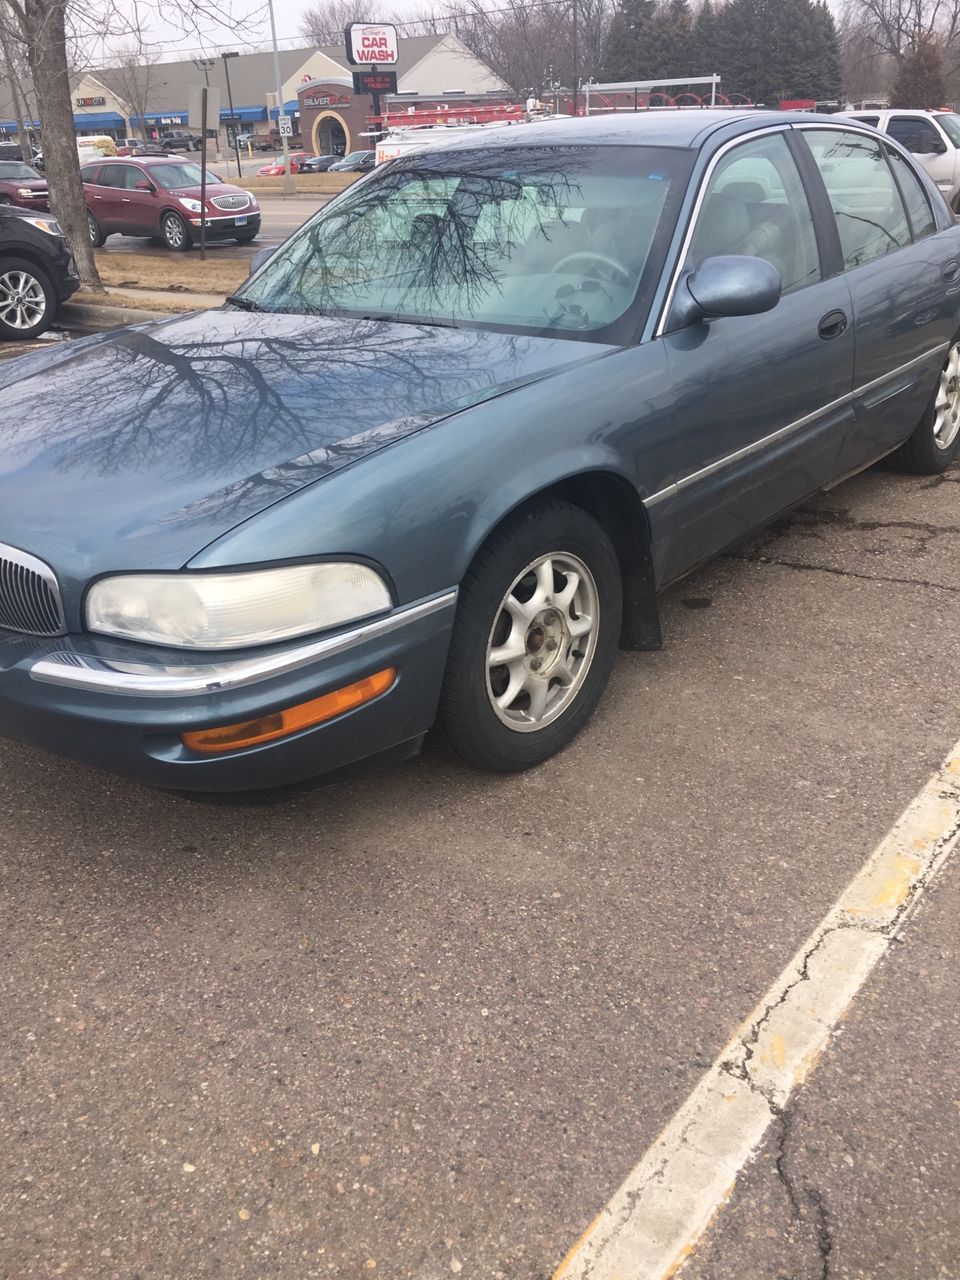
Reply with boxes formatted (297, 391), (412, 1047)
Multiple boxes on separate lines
(655, 128), (855, 583)
(799, 125), (960, 469)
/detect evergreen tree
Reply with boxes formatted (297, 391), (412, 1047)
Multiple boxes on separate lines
(891, 38), (947, 108)
(600, 0), (656, 80)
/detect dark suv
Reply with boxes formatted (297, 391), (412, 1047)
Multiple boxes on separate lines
(0, 206), (79, 339)
(159, 130), (201, 152)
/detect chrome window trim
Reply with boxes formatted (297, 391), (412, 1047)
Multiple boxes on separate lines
(0, 540), (66, 637)
(655, 119), (896, 339)
(643, 343), (948, 508)
(29, 589), (457, 697)
(654, 125), (793, 339)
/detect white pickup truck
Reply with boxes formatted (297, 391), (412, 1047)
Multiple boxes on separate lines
(842, 109), (960, 210)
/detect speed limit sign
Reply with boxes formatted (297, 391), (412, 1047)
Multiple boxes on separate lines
(278, 114), (293, 137)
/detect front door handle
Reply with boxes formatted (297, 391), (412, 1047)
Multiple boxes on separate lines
(943, 259), (960, 282)
(818, 309), (848, 340)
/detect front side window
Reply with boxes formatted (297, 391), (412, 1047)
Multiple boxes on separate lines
(802, 129), (910, 271)
(237, 145), (693, 341)
(887, 115), (944, 155)
(686, 132), (821, 294)
(150, 163), (223, 189)
(885, 145), (937, 238)
(936, 113), (960, 146)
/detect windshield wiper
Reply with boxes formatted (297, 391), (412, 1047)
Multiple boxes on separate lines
(226, 294), (263, 312)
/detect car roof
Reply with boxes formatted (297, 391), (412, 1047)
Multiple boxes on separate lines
(419, 108), (852, 154)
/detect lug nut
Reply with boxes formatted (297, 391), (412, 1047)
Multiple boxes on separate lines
(530, 657), (542, 671)
(545, 638), (558, 652)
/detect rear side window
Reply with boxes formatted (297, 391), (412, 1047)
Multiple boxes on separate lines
(885, 145), (937, 238)
(79, 165), (101, 183)
(887, 115), (945, 156)
(686, 132), (821, 294)
(802, 129), (910, 271)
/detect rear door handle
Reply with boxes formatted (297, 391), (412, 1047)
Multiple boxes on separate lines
(818, 309), (848, 340)
(943, 260), (960, 282)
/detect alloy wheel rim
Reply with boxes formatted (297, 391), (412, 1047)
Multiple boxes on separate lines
(933, 342), (960, 450)
(164, 216), (184, 247)
(485, 551), (599, 733)
(88, 214), (98, 243)
(0, 270), (45, 330)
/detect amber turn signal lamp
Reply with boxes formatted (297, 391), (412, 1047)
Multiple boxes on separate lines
(182, 668), (396, 754)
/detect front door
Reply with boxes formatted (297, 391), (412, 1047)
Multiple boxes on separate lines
(656, 129), (855, 584)
(801, 126), (960, 469)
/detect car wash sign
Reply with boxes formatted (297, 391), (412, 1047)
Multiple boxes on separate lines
(344, 22), (399, 65)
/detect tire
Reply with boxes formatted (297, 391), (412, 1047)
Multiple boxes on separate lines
(235, 231), (259, 244)
(87, 211), (106, 247)
(0, 257), (55, 340)
(0, 196), (11, 205)
(160, 211), (192, 251)
(889, 338), (960, 474)
(436, 500), (622, 772)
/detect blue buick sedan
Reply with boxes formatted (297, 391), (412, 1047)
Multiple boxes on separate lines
(1, 110), (959, 792)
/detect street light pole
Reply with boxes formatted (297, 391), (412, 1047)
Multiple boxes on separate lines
(222, 51), (242, 180)
(267, 0), (295, 195)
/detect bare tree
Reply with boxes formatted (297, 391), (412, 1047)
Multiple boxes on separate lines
(300, 0), (388, 46)
(842, 0), (960, 65)
(107, 44), (162, 139)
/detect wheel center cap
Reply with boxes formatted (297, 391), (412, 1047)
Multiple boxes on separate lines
(526, 609), (567, 671)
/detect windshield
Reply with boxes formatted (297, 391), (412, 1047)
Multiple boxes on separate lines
(0, 161), (40, 180)
(238, 144), (691, 341)
(151, 163), (223, 188)
(936, 113), (960, 146)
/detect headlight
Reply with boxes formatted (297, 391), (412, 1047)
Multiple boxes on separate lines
(177, 197), (204, 213)
(244, 190), (258, 207)
(18, 215), (62, 236)
(86, 563), (392, 650)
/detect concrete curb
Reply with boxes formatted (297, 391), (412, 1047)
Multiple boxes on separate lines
(61, 300), (194, 328)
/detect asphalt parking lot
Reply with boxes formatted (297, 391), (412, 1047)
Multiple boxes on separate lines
(2, 451), (959, 1277)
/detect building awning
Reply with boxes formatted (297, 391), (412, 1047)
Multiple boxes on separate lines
(0, 121), (20, 132)
(226, 106), (268, 122)
(73, 111), (126, 130)
(269, 100), (301, 119)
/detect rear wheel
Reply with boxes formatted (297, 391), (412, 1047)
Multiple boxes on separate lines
(436, 501), (622, 772)
(161, 211), (192, 251)
(890, 339), (960, 474)
(0, 257), (55, 339)
(87, 212), (106, 247)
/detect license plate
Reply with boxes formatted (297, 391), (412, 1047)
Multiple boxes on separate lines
(234, 215), (248, 226)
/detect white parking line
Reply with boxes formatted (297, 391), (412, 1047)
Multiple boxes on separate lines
(553, 742), (960, 1280)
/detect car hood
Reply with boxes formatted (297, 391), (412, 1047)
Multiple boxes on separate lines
(1, 178), (46, 192)
(0, 308), (614, 582)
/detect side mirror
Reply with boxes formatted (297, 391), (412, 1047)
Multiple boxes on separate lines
(134, 179), (155, 192)
(249, 246), (277, 275)
(668, 255), (782, 331)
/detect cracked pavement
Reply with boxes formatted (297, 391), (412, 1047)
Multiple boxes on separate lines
(2, 464), (960, 1278)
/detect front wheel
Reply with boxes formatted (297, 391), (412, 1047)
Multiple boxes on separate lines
(890, 339), (960, 473)
(235, 231), (259, 244)
(161, 211), (192, 251)
(0, 257), (55, 339)
(436, 500), (622, 772)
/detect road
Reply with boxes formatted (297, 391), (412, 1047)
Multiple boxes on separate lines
(1, 444), (959, 1277)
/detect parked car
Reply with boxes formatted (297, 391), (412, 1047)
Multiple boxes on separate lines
(842, 109), (960, 210)
(329, 149), (376, 172)
(80, 157), (261, 250)
(0, 160), (49, 211)
(251, 135), (277, 151)
(116, 139), (171, 158)
(298, 153), (340, 173)
(256, 150), (312, 176)
(0, 204), (79, 339)
(0, 110), (958, 792)
(159, 130), (201, 152)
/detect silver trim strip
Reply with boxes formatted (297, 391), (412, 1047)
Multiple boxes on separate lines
(643, 344), (948, 507)
(29, 590), (457, 697)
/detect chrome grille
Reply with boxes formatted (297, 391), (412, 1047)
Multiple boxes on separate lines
(211, 194), (249, 211)
(0, 542), (65, 637)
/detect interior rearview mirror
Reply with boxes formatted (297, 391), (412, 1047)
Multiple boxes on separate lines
(667, 255), (782, 331)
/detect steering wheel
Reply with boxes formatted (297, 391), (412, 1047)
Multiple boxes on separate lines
(551, 251), (632, 286)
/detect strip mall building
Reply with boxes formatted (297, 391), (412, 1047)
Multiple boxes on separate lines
(0, 35), (506, 151)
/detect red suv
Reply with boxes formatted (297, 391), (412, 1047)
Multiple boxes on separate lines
(0, 159), (49, 211)
(80, 157), (261, 251)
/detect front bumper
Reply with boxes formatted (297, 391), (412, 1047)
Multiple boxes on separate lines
(0, 590), (456, 792)
(188, 211), (261, 239)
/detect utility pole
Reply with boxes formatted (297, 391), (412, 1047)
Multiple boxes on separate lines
(222, 51), (242, 179)
(267, 0), (295, 195)
(571, 0), (579, 117)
